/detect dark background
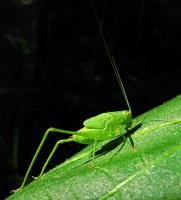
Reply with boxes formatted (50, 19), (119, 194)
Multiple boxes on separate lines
(1, 0), (181, 198)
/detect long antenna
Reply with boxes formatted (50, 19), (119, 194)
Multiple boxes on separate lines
(91, 1), (131, 113)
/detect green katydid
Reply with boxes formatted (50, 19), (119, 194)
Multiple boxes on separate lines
(12, 1), (133, 192)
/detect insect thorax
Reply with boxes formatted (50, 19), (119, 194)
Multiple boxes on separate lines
(109, 110), (132, 128)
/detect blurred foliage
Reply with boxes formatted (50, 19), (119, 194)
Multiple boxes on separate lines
(0, 0), (181, 199)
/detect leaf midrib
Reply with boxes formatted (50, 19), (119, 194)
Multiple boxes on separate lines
(134, 118), (181, 137)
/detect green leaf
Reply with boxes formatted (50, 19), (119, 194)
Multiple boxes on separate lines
(7, 95), (181, 200)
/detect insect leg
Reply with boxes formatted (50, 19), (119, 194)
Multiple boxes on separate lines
(12, 127), (77, 192)
(86, 138), (98, 168)
(18, 128), (54, 191)
(118, 128), (134, 149)
(36, 138), (74, 178)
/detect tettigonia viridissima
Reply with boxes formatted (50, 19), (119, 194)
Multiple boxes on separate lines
(11, 1), (134, 192)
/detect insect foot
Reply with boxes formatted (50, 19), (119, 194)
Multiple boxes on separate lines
(87, 163), (94, 169)
(10, 187), (22, 193)
(32, 175), (39, 180)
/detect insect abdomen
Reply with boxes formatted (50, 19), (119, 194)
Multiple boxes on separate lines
(72, 135), (95, 144)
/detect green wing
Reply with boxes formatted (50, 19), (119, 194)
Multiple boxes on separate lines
(83, 112), (111, 129)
